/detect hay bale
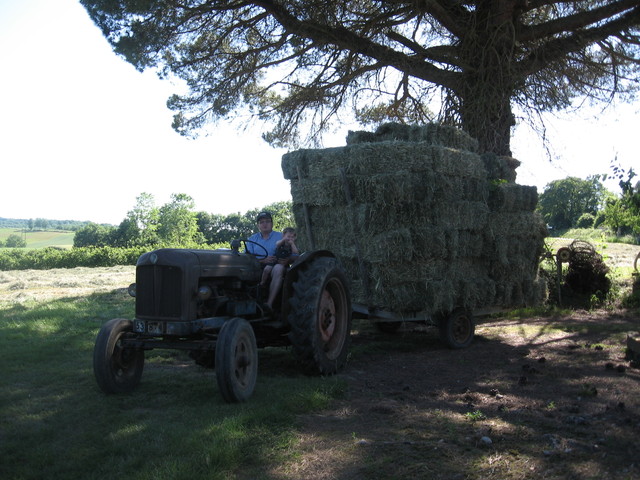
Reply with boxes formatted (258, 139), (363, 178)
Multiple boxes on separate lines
(488, 183), (538, 212)
(283, 141), (486, 180)
(430, 201), (490, 230)
(282, 143), (437, 179)
(481, 153), (520, 182)
(341, 173), (488, 209)
(346, 122), (479, 153)
(289, 176), (341, 206)
(486, 212), (547, 237)
(342, 257), (498, 313)
(285, 123), (546, 315)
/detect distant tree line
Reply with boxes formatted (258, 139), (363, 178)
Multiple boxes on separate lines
(0, 217), (97, 231)
(538, 166), (640, 241)
(72, 193), (295, 249)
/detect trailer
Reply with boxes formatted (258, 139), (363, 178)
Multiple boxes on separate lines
(282, 123), (547, 347)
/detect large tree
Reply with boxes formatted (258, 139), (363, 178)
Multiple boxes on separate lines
(157, 193), (202, 245)
(538, 175), (607, 230)
(81, 1), (639, 155)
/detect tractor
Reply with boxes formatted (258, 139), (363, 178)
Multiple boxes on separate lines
(93, 241), (351, 402)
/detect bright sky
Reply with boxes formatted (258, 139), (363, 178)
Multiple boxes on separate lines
(1, 0), (637, 225)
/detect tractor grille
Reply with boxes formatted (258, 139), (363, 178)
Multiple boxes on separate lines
(136, 265), (183, 318)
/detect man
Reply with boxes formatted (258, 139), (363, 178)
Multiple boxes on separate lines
(247, 211), (284, 310)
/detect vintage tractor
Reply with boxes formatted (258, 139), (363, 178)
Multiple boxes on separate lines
(92, 241), (352, 403)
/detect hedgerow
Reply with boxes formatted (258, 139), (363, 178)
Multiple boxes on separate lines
(0, 247), (147, 271)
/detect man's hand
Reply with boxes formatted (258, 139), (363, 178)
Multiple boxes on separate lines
(261, 256), (276, 264)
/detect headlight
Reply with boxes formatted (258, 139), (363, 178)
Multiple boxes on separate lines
(197, 286), (212, 300)
(127, 283), (137, 297)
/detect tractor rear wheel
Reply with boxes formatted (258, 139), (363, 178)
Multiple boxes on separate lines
(288, 257), (352, 374)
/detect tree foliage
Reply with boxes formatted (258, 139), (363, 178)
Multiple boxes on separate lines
(73, 223), (114, 248)
(4, 234), (27, 249)
(81, 0), (640, 154)
(606, 164), (640, 235)
(196, 201), (296, 245)
(157, 193), (203, 245)
(538, 176), (607, 230)
(71, 193), (296, 249)
(125, 192), (160, 246)
(196, 212), (255, 246)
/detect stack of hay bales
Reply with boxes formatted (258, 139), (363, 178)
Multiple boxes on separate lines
(282, 123), (547, 315)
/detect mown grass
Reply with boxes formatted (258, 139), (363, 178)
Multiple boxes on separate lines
(0, 290), (346, 480)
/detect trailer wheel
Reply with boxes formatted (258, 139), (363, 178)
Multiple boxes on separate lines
(288, 257), (352, 374)
(439, 308), (475, 349)
(557, 247), (571, 263)
(215, 317), (258, 403)
(93, 318), (144, 394)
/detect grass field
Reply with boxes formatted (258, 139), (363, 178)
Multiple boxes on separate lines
(1, 265), (639, 479)
(0, 241), (639, 479)
(0, 267), (344, 480)
(0, 228), (74, 249)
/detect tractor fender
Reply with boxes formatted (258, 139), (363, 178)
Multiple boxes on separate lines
(281, 250), (336, 321)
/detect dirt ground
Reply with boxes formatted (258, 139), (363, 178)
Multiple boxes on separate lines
(262, 239), (640, 480)
(269, 309), (640, 480)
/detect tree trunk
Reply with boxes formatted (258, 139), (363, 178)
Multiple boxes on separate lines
(458, 0), (518, 156)
(459, 83), (515, 156)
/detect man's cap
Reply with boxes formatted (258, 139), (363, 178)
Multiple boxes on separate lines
(256, 211), (272, 222)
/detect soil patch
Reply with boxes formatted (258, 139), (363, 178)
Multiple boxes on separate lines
(269, 311), (640, 480)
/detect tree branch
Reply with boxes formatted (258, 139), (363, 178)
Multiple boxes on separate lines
(385, 0), (471, 38)
(251, 0), (459, 89)
(517, 4), (640, 76)
(518, 0), (640, 42)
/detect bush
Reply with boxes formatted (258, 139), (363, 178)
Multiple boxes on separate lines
(576, 213), (595, 229)
(0, 246), (147, 271)
(5, 234), (27, 248)
(622, 274), (640, 308)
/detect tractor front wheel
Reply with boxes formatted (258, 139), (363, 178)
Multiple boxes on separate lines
(93, 318), (144, 394)
(215, 317), (258, 403)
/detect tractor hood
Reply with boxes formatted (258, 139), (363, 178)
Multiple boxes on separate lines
(136, 248), (262, 281)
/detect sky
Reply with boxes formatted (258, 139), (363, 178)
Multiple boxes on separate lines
(0, 0), (638, 226)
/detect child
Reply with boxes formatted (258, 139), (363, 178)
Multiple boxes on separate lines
(260, 227), (299, 287)
(275, 227), (299, 265)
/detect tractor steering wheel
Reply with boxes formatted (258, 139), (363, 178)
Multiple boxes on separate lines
(243, 239), (269, 260)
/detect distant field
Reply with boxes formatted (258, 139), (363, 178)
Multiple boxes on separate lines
(0, 228), (74, 249)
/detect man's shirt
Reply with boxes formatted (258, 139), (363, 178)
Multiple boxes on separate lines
(246, 230), (283, 256)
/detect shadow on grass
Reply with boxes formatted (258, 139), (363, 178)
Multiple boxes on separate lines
(0, 290), (342, 480)
(2, 292), (639, 479)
